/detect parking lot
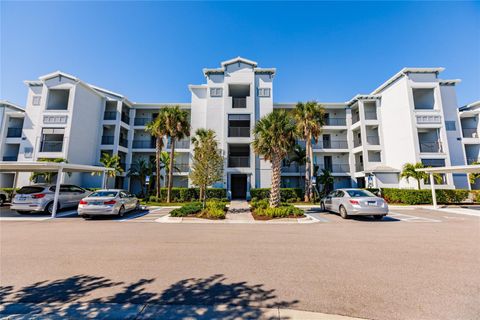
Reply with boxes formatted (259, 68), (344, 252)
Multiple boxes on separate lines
(1, 203), (478, 320)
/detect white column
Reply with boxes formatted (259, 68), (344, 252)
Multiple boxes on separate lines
(430, 173), (437, 209)
(51, 167), (63, 218)
(101, 171), (106, 189)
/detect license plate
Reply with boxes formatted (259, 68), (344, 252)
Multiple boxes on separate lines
(90, 201), (103, 205)
(367, 201), (376, 206)
(18, 196), (26, 201)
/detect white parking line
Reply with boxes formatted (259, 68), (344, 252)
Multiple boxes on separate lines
(389, 212), (441, 223)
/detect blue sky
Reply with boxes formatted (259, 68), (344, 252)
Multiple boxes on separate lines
(1, 1), (479, 107)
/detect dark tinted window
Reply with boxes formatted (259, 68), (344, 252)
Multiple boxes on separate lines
(90, 191), (118, 197)
(346, 190), (376, 197)
(336, 190), (345, 197)
(69, 186), (84, 193)
(17, 186), (45, 194)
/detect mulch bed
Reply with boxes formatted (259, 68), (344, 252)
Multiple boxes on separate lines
(251, 211), (305, 221)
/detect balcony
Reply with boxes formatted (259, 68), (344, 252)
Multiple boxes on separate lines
(228, 126), (250, 137)
(318, 164), (350, 173)
(104, 111), (117, 121)
(419, 141), (443, 153)
(462, 128), (478, 138)
(366, 136), (380, 145)
(416, 115), (442, 124)
(119, 137), (128, 148)
(6, 128), (22, 138)
(233, 97), (247, 109)
(352, 113), (360, 124)
(355, 163), (364, 172)
(167, 140), (190, 149)
(132, 140), (155, 149)
(228, 156), (250, 168)
(121, 114), (130, 125)
(2, 156), (18, 161)
(467, 158), (479, 165)
(134, 117), (152, 126)
(40, 141), (63, 152)
(174, 163), (190, 173)
(313, 140), (348, 149)
(364, 112), (377, 120)
(324, 118), (346, 126)
(353, 139), (362, 148)
(282, 164), (305, 173)
(101, 136), (114, 145)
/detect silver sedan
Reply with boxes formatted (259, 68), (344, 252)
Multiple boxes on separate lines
(78, 189), (140, 219)
(320, 188), (389, 220)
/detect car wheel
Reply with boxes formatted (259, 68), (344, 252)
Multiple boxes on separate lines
(16, 210), (30, 214)
(45, 202), (57, 215)
(373, 215), (385, 220)
(118, 206), (125, 217)
(339, 205), (349, 219)
(320, 202), (326, 212)
(82, 215), (91, 220)
(0, 195), (5, 206)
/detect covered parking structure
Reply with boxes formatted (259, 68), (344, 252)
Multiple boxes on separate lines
(417, 164), (480, 209)
(0, 162), (112, 218)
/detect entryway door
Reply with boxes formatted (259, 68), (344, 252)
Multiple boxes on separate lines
(231, 174), (247, 199)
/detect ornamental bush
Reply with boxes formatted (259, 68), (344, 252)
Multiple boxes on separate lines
(380, 188), (470, 205)
(148, 188), (226, 202)
(250, 188), (303, 202)
(170, 202), (202, 217)
(254, 205), (304, 218)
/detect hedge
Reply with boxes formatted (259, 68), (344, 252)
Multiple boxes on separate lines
(378, 188), (470, 205)
(250, 188), (304, 202)
(170, 200), (227, 219)
(170, 202), (202, 217)
(148, 188), (226, 202)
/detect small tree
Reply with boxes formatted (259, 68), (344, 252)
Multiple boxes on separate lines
(317, 168), (334, 196)
(30, 158), (69, 183)
(400, 162), (443, 189)
(190, 129), (224, 207)
(99, 153), (124, 187)
(469, 161), (480, 185)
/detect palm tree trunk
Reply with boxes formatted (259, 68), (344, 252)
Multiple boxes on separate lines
(304, 133), (311, 202)
(270, 153), (282, 208)
(155, 137), (162, 199)
(417, 179), (421, 190)
(167, 139), (175, 203)
(308, 137), (315, 201)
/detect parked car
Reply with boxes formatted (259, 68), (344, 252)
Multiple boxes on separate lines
(11, 184), (91, 214)
(78, 189), (140, 219)
(320, 188), (388, 220)
(0, 190), (9, 206)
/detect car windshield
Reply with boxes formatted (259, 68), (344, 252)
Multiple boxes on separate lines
(17, 186), (45, 194)
(89, 191), (118, 197)
(346, 190), (376, 197)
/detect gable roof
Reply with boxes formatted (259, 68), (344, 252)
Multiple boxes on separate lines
(221, 56), (258, 68)
(371, 67), (445, 95)
(0, 100), (25, 112)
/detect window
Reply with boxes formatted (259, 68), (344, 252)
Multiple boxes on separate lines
(32, 95), (41, 106)
(258, 88), (270, 97)
(210, 88), (223, 97)
(445, 121), (456, 131)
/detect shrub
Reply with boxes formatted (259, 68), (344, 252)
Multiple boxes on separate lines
(380, 188), (470, 205)
(255, 205), (304, 218)
(170, 202), (202, 217)
(250, 198), (269, 210)
(201, 207), (226, 219)
(148, 188), (226, 202)
(250, 188), (304, 202)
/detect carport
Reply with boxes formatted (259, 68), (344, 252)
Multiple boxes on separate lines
(416, 164), (480, 209)
(0, 162), (112, 218)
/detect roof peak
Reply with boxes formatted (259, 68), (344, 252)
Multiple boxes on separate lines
(221, 56), (258, 67)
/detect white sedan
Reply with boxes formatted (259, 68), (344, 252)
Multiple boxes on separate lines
(78, 189), (140, 219)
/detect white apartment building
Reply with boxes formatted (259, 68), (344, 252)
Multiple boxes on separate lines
(0, 100), (25, 187)
(1, 57), (473, 198)
(458, 100), (480, 188)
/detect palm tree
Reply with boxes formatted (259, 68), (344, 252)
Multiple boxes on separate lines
(163, 106), (190, 203)
(159, 151), (180, 187)
(317, 168), (334, 196)
(293, 101), (325, 202)
(287, 144), (306, 168)
(127, 158), (153, 198)
(146, 111), (167, 199)
(401, 162), (428, 189)
(253, 110), (297, 207)
(99, 153), (124, 187)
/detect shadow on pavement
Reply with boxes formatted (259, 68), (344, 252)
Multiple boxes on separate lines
(0, 274), (297, 319)
(305, 208), (401, 222)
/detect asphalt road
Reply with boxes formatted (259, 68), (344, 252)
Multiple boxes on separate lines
(0, 207), (479, 319)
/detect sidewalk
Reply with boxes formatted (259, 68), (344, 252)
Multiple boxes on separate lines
(0, 302), (367, 319)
